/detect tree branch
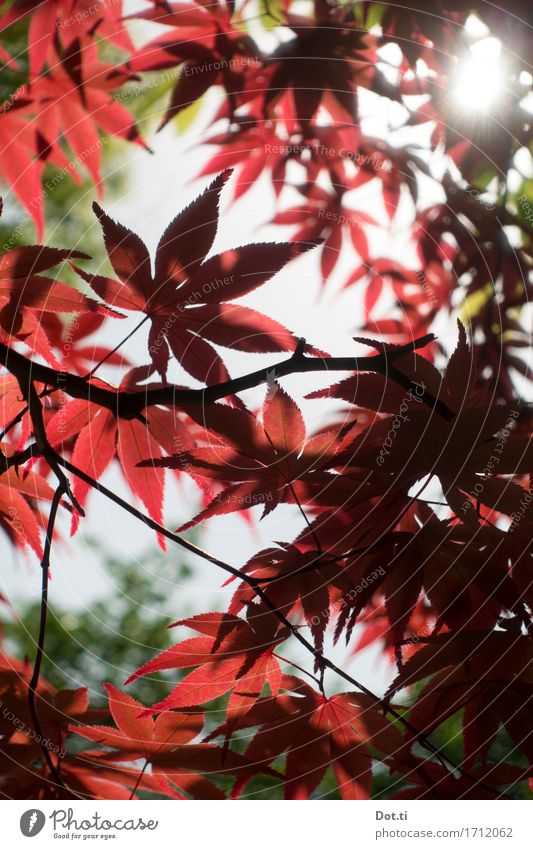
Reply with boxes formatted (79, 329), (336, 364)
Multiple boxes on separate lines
(0, 334), (454, 422)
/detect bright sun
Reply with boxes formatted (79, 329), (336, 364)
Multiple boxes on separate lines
(452, 37), (504, 111)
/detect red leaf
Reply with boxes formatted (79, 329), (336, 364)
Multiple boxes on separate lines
(80, 183), (314, 381)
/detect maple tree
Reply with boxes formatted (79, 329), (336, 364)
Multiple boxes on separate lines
(0, 0), (532, 801)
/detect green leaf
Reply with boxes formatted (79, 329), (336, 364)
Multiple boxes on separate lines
(365, 3), (386, 30)
(175, 92), (206, 134)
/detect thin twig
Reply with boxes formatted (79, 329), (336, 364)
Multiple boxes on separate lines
(27, 484), (69, 793)
(84, 314), (150, 379)
(129, 760), (149, 801)
(13, 376), (84, 515)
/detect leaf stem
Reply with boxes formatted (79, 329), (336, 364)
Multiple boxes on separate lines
(84, 314), (150, 379)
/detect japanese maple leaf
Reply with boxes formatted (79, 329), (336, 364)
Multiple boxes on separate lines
(382, 507), (526, 656)
(75, 171), (316, 382)
(0, 658), (125, 801)
(387, 756), (520, 800)
(71, 683), (269, 799)
(0, 444), (59, 556)
(0, 374), (38, 446)
(0, 0), (133, 79)
(0, 746), (174, 800)
(259, 498), (417, 652)
(261, 14), (378, 126)
(228, 544), (339, 655)
(341, 596), (436, 667)
(373, 141), (430, 220)
(46, 366), (192, 535)
(379, 0), (469, 67)
(273, 175), (377, 283)
(0, 673), (106, 751)
(0, 102), (52, 238)
(125, 608), (286, 730)
(0, 659), (56, 748)
(199, 120), (361, 204)
(27, 39), (147, 193)
(211, 675), (405, 800)
(148, 382), (361, 530)
(312, 323), (533, 522)
(317, 501), (525, 661)
(0, 218), (104, 363)
(128, 0), (260, 127)
(199, 120), (305, 204)
(347, 257), (451, 334)
(0, 656), (187, 799)
(0, 658), (165, 801)
(387, 629), (533, 770)
(43, 313), (130, 375)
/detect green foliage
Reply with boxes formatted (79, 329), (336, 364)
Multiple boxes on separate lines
(364, 3), (386, 30)
(2, 539), (193, 706)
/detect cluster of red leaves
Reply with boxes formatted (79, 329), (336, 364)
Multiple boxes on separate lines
(0, 0), (532, 388)
(128, 326), (532, 796)
(1, 0), (530, 395)
(0, 173), (319, 536)
(127, 0), (532, 398)
(0, 0), (532, 802)
(0, 652), (277, 799)
(0, 0), (144, 236)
